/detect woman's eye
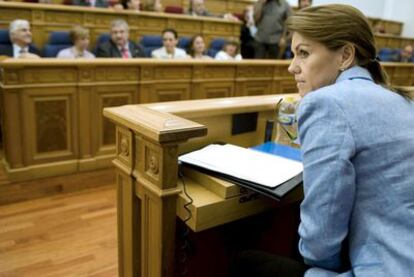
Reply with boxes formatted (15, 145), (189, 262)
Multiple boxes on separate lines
(298, 50), (309, 58)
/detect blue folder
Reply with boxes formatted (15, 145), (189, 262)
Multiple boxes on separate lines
(250, 142), (302, 162)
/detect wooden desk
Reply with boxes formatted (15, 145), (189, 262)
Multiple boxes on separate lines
(103, 95), (303, 277)
(0, 2), (241, 50)
(376, 33), (414, 49)
(0, 59), (413, 183)
(0, 59), (294, 182)
(367, 17), (403, 36)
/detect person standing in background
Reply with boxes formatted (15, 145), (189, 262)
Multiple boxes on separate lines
(240, 5), (257, 59)
(253, 0), (292, 59)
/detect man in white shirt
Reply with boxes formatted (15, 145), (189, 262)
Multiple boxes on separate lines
(0, 19), (40, 58)
(151, 28), (189, 59)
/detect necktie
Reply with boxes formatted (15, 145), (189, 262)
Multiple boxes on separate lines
(121, 48), (129, 59)
(19, 48), (27, 58)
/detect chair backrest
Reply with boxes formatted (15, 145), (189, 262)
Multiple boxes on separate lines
(43, 31), (73, 57)
(178, 37), (191, 50)
(140, 35), (163, 57)
(97, 33), (111, 45)
(0, 29), (11, 45)
(208, 38), (226, 58)
(209, 38), (226, 51)
(378, 48), (398, 62)
(164, 5), (184, 14)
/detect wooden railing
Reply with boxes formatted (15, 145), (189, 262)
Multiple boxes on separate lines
(0, 59), (413, 182)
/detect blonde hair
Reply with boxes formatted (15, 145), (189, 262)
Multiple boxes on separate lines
(69, 25), (89, 43)
(286, 4), (412, 100)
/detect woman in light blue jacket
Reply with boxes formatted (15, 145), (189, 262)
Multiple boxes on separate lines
(233, 4), (414, 277)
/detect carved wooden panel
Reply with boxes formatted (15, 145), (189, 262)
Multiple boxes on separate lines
(275, 80), (297, 94)
(44, 11), (83, 25)
(153, 66), (192, 80)
(390, 67), (414, 86)
(101, 93), (132, 146)
(204, 22), (235, 35)
(23, 68), (77, 84)
(22, 87), (78, 164)
(235, 81), (272, 96)
(136, 16), (167, 30)
(95, 14), (126, 27)
(202, 66), (236, 79)
(273, 65), (291, 78)
(0, 8), (31, 22)
(35, 99), (68, 153)
(116, 126), (134, 170)
(237, 66), (274, 78)
(3, 70), (20, 85)
(135, 136), (162, 185)
(140, 83), (190, 103)
(192, 82), (234, 99)
(167, 18), (202, 34)
(96, 67), (139, 82)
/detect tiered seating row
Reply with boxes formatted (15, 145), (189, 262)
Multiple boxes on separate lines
(0, 2), (240, 52)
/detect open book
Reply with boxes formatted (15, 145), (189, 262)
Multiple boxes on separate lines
(178, 143), (303, 200)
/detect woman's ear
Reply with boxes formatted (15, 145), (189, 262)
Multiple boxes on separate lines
(339, 44), (356, 70)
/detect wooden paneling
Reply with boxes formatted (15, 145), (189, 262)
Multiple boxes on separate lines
(1, 59), (413, 183)
(376, 34), (414, 50)
(367, 17), (404, 36)
(0, 2), (241, 50)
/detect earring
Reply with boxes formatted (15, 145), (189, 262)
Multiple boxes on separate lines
(339, 68), (345, 72)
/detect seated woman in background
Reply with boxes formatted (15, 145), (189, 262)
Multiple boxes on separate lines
(57, 25), (95, 59)
(187, 35), (212, 60)
(215, 40), (242, 60)
(151, 28), (189, 59)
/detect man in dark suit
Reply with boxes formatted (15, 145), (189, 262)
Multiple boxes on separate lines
(96, 19), (145, 58)
(0, 19), (40, 58)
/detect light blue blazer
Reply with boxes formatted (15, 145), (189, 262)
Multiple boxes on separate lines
(297, 66), (414, 276)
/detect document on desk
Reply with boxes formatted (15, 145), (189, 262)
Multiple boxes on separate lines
(179, 144), (303, 199)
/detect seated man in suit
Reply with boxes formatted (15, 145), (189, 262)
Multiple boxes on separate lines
(0, 19), (40, 58)
(96, 19), (145, 58)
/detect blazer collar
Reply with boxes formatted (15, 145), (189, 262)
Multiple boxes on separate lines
(335, 66), (373, 84)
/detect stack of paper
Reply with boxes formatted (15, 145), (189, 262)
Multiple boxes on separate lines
(179, 144), (303, 199)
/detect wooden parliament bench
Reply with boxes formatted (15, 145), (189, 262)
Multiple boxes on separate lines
(0, 1), (241, 50)
(104, 94), (304, 277)
(0, 2), (410, 52)
(1, 59), (413, 183)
